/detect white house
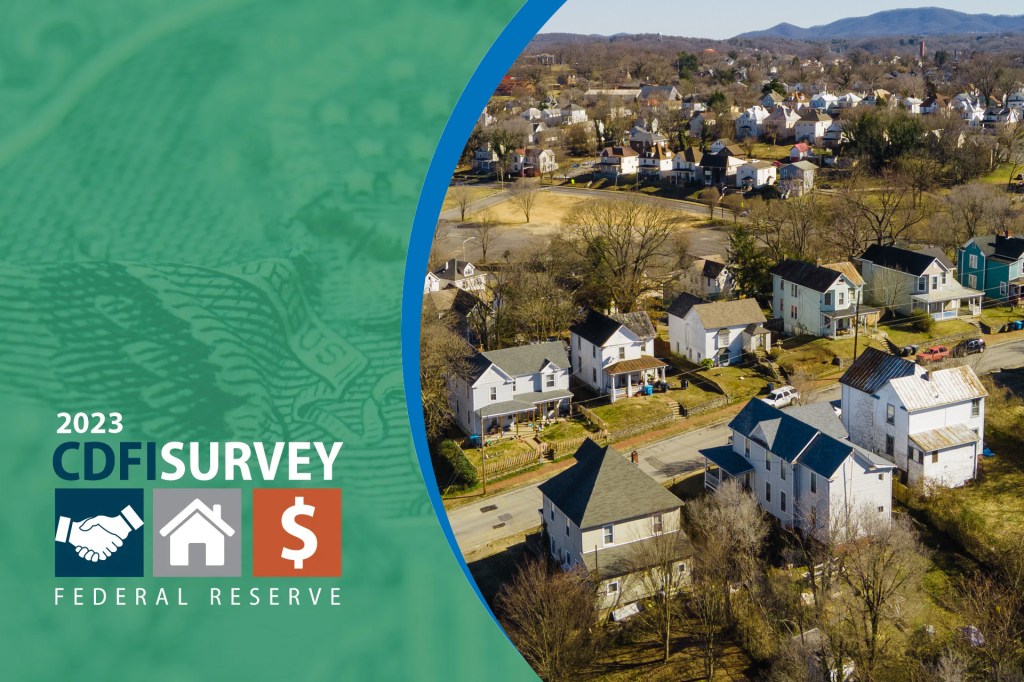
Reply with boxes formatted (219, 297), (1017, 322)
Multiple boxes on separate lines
(736, 160), (777, 189)
(765, 105), (801, 141)
(902, 97), (924, 115)
(158, 498), (236, 567)
(1006, 91), (1024, 110)
(809, 92), (837, 111)
(779, 160), (817, 197)
(839, 348), (987, 489)
(794, 110), (832, 145)
(471, 145), (499, 172)
(982, 106), (1021, 131)
(771, 259), (879, 338)
(561, 103), (588, 124)
(678, 255), (735, 300)
(520, 107), (543, 121)
(823, 120), (847, 146)
(597, 146), (639, 177)
(858, 244), (982, 320)
(570, 310), (667, 402)
(736, 105), (771, 139)
(638, 145), (674, 179)
(433, 258), (489, 293)
(449, 341), (572, 437)
(423, 271), (442, 294)
(667, 293), (769, 366)
(511, 147), (556, 176)
(670, 147), (703, 185)
(539, 439), (691, 612)
(700, 400), (895, 540)
(709, 138), (734, 155)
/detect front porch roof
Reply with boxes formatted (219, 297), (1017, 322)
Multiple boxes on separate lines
(699, 445), (755, 477)
(911, 282), (983, 303)
(824, 304), (880, 320)
(516, 389), (574, 404)
(603, 355), (668, 375)
(477, 390), (574, 418)
(909, 425), (980, 452)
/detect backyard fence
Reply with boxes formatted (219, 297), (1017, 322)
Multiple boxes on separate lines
(545, 435), (593, 459)
(576, 404), (607, 431)
(483, 446), (543, 478)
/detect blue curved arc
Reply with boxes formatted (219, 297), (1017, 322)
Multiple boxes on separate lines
(401, 0), (567, 634)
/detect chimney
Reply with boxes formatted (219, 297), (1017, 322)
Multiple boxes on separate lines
(922, 370), (930, 382)
(212, 504), (222, 517)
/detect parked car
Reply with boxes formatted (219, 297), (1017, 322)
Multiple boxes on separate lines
(917, 346), (950, 363)
(952, 338), (986, 357)
(762, 385), (799, 408)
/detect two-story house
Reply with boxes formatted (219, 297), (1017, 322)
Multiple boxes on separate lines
(560, 103), (588, 125)
(779, 160), (817, 197)
(638, 145), (674, 179)
(570, 310), (667, 402)
(736, 160), (777, 189)
(671, 255), (735, 301)
(736, 105), (770, 139)
(794, 110), (832, 145)
(858, 244), (982, 320)
(667, 293), (769, 366)
(764, 105), (801, 142)
(539, 439), (691, 612)
(597, 146), (640, 177)
(669, 147), (703, 185)
(433, 258), (489, 293)
(957, 232), (1024, 303)
(510, 147), (556, 177)
(471, 145), (499, 172)
(700, 400), (895, 540)
(449, 341), (573, 437)
(839, 348), (987, 489)
(771, 260), (879, 338)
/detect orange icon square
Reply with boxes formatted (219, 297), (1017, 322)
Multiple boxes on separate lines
(252, 488), (341, 577)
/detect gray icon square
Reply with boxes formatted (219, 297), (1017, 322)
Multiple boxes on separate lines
(153, 488), (241, 577)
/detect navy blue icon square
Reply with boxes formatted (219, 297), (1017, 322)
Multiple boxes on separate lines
(55, 489), (145, 578)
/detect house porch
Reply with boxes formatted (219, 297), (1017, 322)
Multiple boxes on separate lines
(603, 356), (668, 403)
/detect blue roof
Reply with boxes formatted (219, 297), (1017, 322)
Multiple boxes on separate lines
(728, 399), (857, 478)
(700, 445), (754, 477)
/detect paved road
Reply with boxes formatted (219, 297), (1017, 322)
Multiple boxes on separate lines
(452, 384), (842, 557)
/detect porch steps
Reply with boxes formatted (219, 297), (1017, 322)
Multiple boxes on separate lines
(656, 394), (683, 419)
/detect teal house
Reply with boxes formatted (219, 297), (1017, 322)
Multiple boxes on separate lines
(957, 234), (1024, 302)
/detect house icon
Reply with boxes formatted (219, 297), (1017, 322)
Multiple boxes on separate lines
(158, 498), (236, 567)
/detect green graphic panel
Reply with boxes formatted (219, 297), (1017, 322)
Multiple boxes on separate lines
(0, 0), (535, 679)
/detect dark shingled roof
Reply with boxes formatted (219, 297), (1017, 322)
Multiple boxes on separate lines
(570, 309), (655, 346)
(538, 439), (682, 529)
(666, 292), (707, 320)
(771, 259), (843, 293)
(974, 234), (1024, 261)
(702, 259), (727, 279)
(468, 341), (569, 383)
(728, 399), (866, 478)
(839, 347), (917, 395)
(859, 244), (944, 277)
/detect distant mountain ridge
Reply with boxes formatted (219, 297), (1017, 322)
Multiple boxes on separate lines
(736, 7), (1024, 40)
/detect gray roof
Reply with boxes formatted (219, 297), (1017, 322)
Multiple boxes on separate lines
(839, 347), (918, 394)
(681, 298), (766, 329)
(469, 341), (569, 383)
(538, 439), (683, 529)
(782, 403), (847, 440)
(582, 530), (692, 580)
(700, 445), (755, 476)
(771, 259), (843, 293)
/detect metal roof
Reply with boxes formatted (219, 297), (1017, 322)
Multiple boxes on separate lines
(909, 425), (980, 452)
(839, 347), (917, 394)
(889, 365), (988, 412)
(699, 445), (755, 477)
(603, 355), (667, 375)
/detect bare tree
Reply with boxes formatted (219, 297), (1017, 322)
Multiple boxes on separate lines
(687, 560), (729, 681)
(509, 181), (540, 223)
(419, 312), (470, 441)
(561, 195), (680, 312)
(449, 184), (474, 222)
(954, 573), (1024, 681)
(721, 193), (745, 224)
(471, 210), (498, 263)
(622, 518), (692, 664)
(835, 512), (929, 674)
(839, 170), (931, 246)
(868, 266), (910, 317)
(698, 186), (722, 219)
(496, 559), (603, 682)
(944, 182), (1015, 244)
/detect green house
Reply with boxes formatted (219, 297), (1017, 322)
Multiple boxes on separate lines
(957, 234), (1024, 302)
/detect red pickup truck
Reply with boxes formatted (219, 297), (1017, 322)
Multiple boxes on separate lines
(917, 346), (950, 363)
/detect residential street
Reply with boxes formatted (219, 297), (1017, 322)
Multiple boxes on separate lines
(450, 335), (1024, 559)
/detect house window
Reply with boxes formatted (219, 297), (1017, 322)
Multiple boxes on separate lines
(765, 481), (772, 503)
(640, 342), (646, 353)
(603, 524), (614, 545)
(781, 491), (787, 512)
(917, 276), (927, 292)
(932, 275), (938, 290)
(765, 452), (772, 471)
(824, 292), (832, 306)
(546, 373), (555, 388)
(592, 345), (596, 358)
(607, 581), (619, 595)
(550, 508), (554, 521)
(878, 473), (885, 481)
(942, 273), (947, 285)
(565, 519), (570, 536)
(489, 387), (497, 401)
(653, 514), (663, 534)
(810, 473), (817, 494)
(790, 305), (798, 319)
(744, 437), (750, 457)
(577, 336), (581, 349)
(780, 279), (785, 291)
(971, 398), (980, 417)
(781, 463), (786, 480)
(886, 403), (895, 425)
(591, 368), (597, 383)
(717, 329), (729, 348)
(969, 274), (978, 289)
(838, 291), (845, 306)
(931, 451), (939, 464)
(1000, 282), (1009, 297)
(969, 253), (978, 269)
(512, 379), (517, 392)
(791, 283), (798, 296)
(885, 435), (894, 456)
(878, 506), (885, 513)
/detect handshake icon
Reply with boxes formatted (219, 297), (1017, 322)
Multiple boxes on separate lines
(55, 506), (144, 562)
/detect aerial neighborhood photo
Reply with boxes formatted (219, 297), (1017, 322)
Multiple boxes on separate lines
(419, 2), (1024, 679)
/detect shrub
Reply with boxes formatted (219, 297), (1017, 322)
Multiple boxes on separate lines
(767, 347), (781, 362)
(908, 309), (934, 334)
(700, 358), (715, 370)
(434, 439), (478, 490)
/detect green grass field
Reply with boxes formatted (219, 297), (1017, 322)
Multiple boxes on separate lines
(589, 396), (674, 431)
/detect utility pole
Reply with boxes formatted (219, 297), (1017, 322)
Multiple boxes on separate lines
(480, 415), (487, 494)
(852, 293), (861, 361)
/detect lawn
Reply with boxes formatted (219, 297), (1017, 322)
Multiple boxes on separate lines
(777, 335), (886, 376)
(441, 186), (498, 211)
(879, 319), (978, 348)
(462, 438), (534, 468)
(980, 304), (1024, 332)
(537, 418), (594, 443)
(589, 396), (674, 431)
(667, 381), (721, 408)
(703, 365), (771, 400)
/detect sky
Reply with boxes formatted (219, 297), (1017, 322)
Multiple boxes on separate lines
(540, 1), (1024, 39)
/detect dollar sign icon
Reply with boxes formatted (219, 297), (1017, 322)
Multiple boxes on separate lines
(280, 496), (318, 569)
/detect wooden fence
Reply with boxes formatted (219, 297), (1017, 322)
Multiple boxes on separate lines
(576, 404), (607, 431)
(483, 447), (542, 478)
(545, 435), (593, 459)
